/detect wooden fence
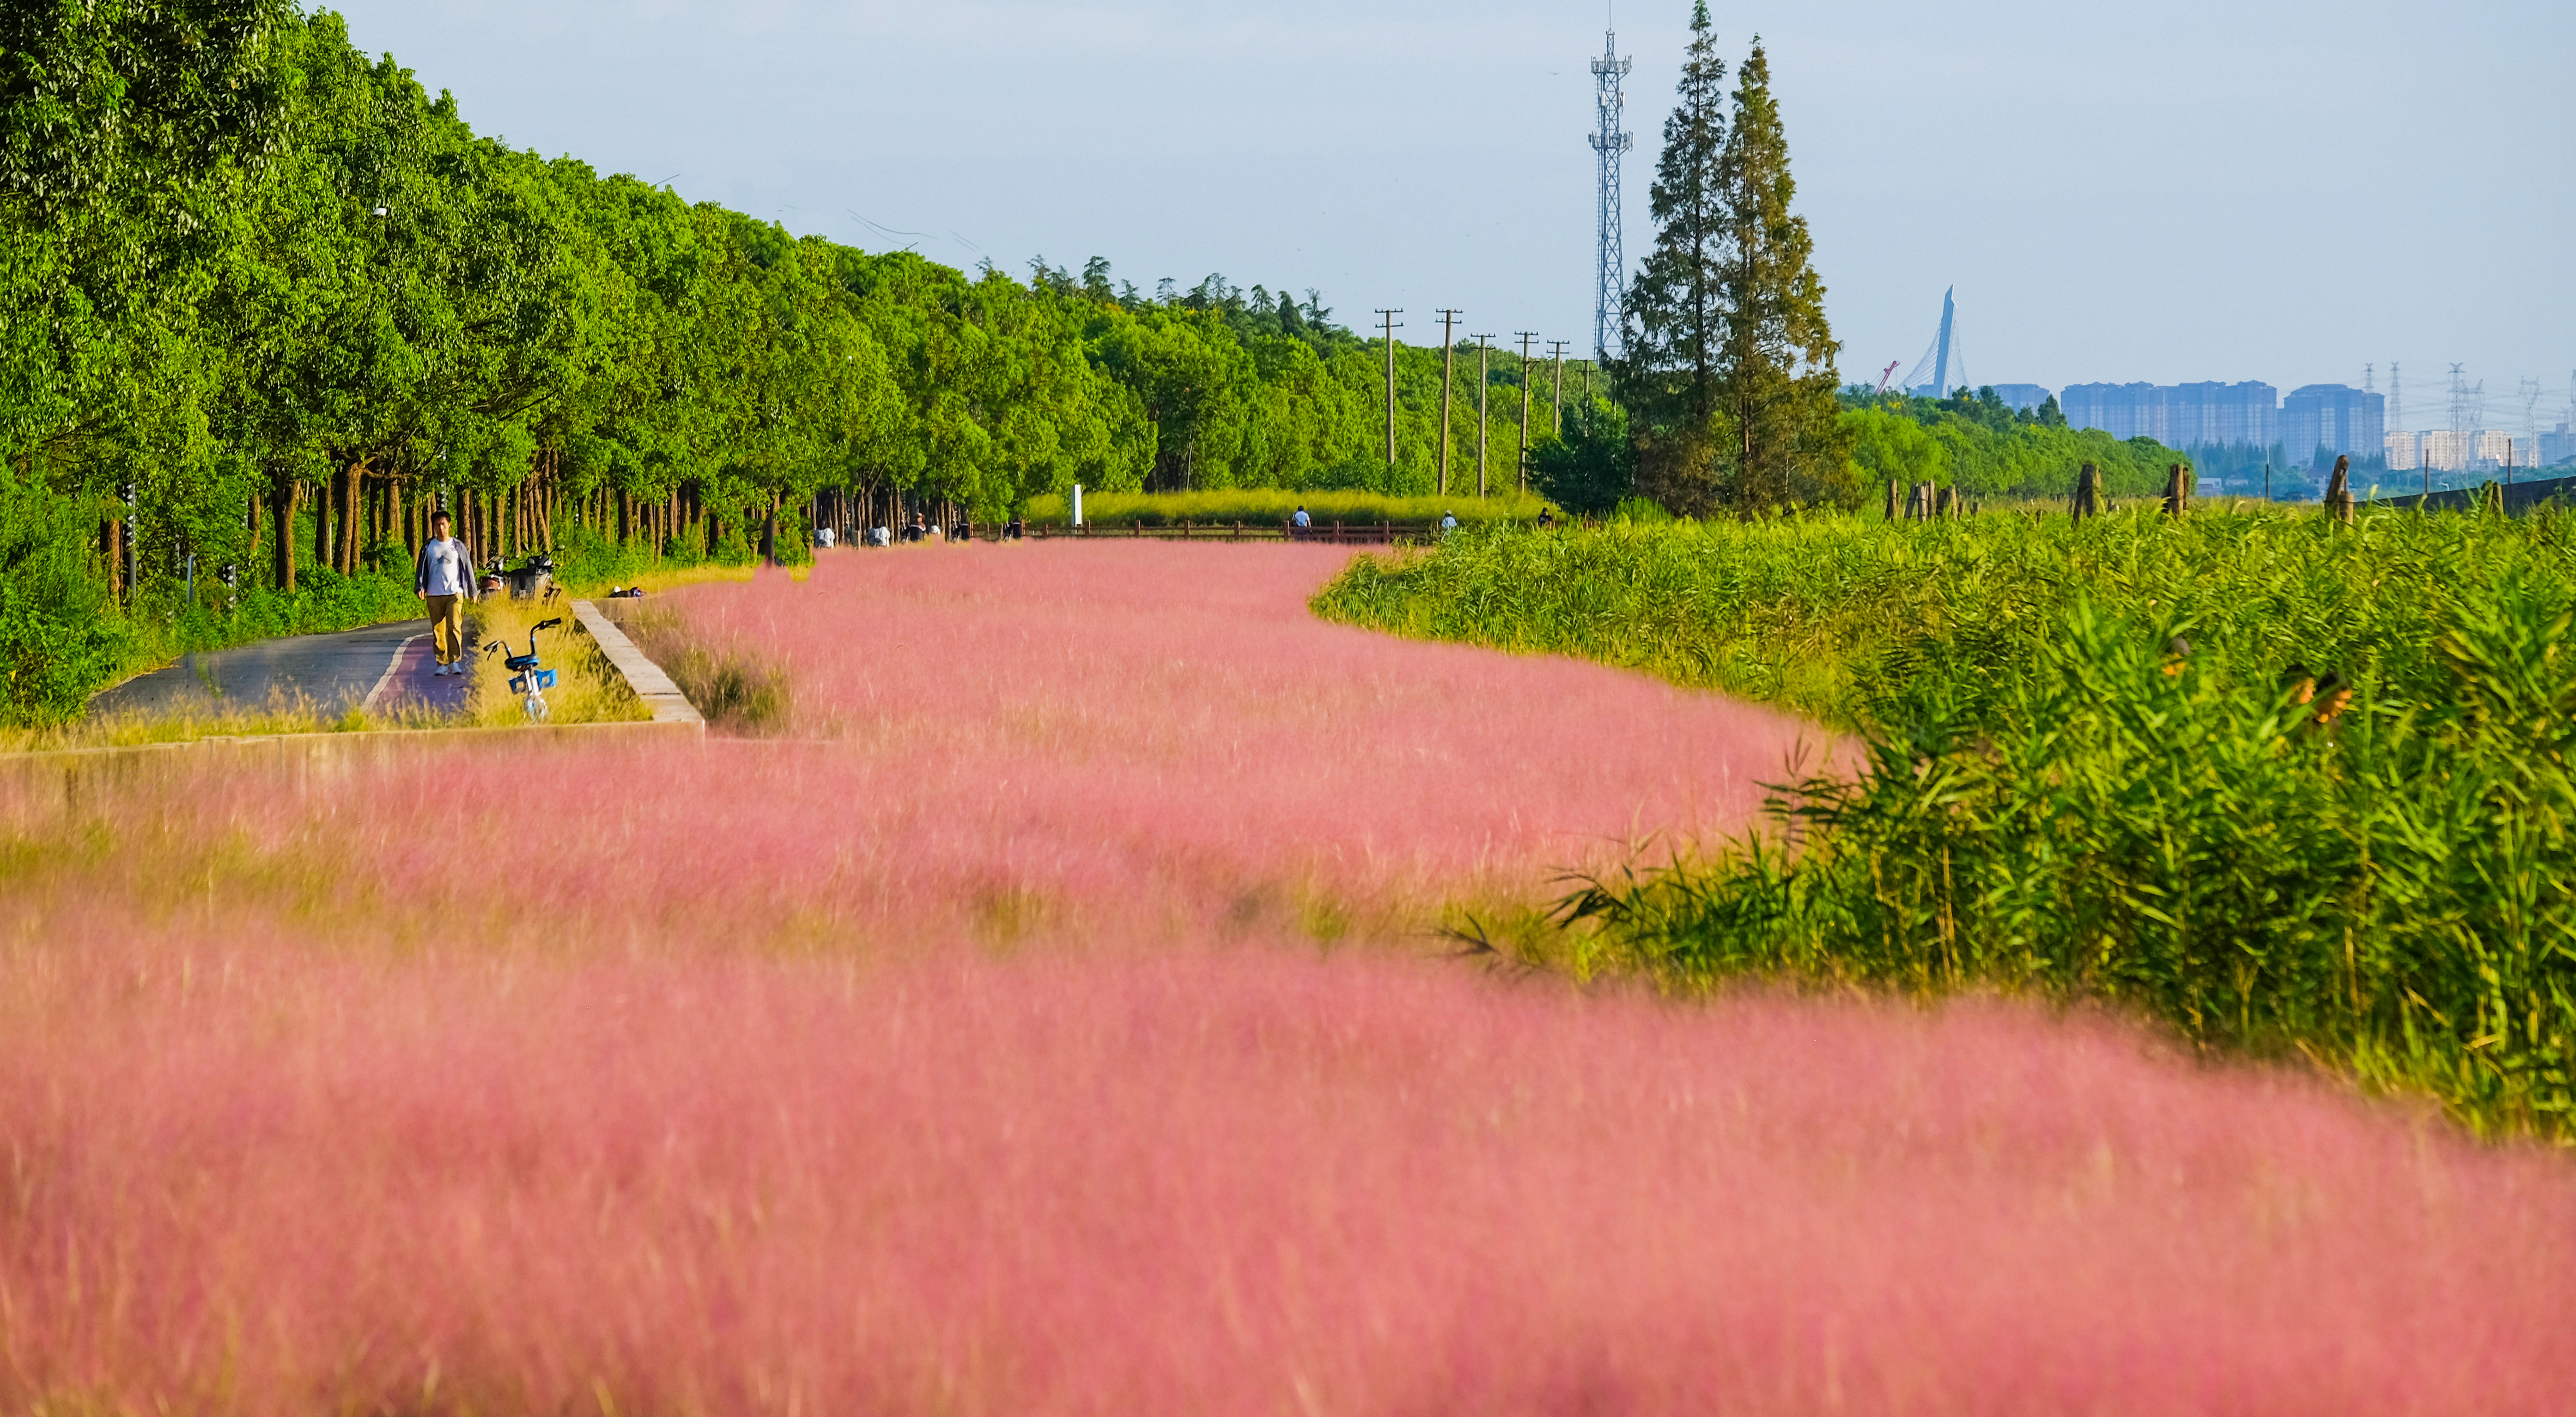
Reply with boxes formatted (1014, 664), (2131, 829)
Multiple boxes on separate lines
(1025, 519), (1434, 546)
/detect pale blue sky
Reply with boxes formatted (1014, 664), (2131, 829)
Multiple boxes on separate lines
(330, 0), (2574, 427)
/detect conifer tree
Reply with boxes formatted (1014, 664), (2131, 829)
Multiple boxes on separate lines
(1624, 17), (1850, 513)
(1712, 39), (1848, 508)
(1619, 0), (1730, 514)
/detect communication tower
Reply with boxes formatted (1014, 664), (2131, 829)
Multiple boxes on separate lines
(1587, 20), (1633, 362)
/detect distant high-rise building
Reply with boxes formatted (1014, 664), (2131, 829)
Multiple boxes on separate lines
(2385, 429), (2419, 471)
(2059, 381), (2277, 449)
(2421, 429), (2472, 473)
(2475, 429), (2519, 471)
(1986, 383), (2051, 413)
(2281, 385), (2385, 470)
(2542, 423), (2575, 468)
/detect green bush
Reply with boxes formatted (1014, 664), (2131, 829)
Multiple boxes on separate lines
(0, 477), (132, 723)
(1319, 505), (2576, 1136)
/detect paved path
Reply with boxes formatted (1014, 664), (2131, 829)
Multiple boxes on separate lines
(89, 620), (472, 719)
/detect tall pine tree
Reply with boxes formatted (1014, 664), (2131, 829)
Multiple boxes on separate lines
(1623, 17), (1850, 514)
(1618, 0), (1729, 513)
(1714, 39), (1848, 509)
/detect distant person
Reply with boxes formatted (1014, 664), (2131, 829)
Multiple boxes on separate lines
(953, 520), (973, 543)
(871, 525), (891, 547)
(413, 510), (476, 676)
(1538, 506), (1556, 529)
(1292, 505), (1311, 538)
(1440, 509), (1460, 535)
(1005, 518), (1025, 541)
(903, 515), (925, 544)
(815, 526), (834, 549)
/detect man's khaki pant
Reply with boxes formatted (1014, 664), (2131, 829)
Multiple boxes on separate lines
(427, 595), (465, 665)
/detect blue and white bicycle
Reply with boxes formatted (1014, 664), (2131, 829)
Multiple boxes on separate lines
(483, 616), (564, 720)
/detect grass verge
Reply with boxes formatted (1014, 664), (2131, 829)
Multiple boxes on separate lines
(1025, 488), (1551, 528)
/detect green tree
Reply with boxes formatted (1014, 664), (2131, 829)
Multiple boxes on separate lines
(1620, 0), (1730, 512)
(1532, 396), (1635, 515)
(1712, 40), (1847, 510)
(1840, 405), (1946, 491)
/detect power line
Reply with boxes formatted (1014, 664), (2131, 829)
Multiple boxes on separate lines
(1516, 332), (1540, 496)
(1375, 310), (1405, 468)
(1473, 334), (1496, 498)
(1547, 339), (1571, 439)
(1436, 310), (1463, 496)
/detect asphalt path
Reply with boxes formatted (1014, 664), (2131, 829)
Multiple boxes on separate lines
(88, 619), (472, 719)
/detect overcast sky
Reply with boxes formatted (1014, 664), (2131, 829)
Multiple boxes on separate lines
(329, 0), (2574, 428)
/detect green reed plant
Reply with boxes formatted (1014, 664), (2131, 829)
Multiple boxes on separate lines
(1319, 505), (2576, 1135)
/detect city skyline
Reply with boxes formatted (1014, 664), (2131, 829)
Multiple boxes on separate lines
(324, 0), (2571, 396)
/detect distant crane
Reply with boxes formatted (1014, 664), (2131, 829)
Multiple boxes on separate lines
(1872, 361), (1901, 397)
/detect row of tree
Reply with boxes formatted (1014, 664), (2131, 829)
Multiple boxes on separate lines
(2, 1), (1596, 618)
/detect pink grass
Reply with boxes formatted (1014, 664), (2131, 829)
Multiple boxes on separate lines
(7, 941), (2573, 1413)
(5, 545), (1826, 952)
(1, 543), (2571, 1412)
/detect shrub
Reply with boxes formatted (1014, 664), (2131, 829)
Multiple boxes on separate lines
(1320, 504), (2576, 1135)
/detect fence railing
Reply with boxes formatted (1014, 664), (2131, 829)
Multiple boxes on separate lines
(1026, 519), (1433, 545)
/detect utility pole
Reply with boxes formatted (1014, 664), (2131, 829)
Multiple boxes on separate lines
(1436, 310), (1462, 496)
(1375, 310), (1404, 468)
(1515, 332), (1539, 495)
(1547, 340), (1569, 438)
(1473, 335), (1494, 498)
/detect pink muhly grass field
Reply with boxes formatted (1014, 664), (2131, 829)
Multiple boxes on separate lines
(9, 938), (2574, 1414)
(1, 543), (1825, 953)
(651, 543), (1830, 917)
(3, 542), (2573, 1412)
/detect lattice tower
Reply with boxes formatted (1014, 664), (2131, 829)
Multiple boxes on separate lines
(1587, 22), (1633, 362)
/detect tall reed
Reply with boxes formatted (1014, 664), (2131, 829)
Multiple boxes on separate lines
(1319, 506), (2576, 1135)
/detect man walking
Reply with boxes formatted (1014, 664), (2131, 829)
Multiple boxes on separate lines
(415, 510), (476, 675)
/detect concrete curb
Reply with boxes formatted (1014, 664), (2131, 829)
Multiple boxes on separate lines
(572, 598), (703, 725)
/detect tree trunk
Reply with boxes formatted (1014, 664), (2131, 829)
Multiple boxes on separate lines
(100, 516), (123, 602)
(346, 465), (362, 573)
(271, 475), (299, 592)
(246, 489), (263, 572)
(344, 465), (363, 574)
(311, 475), (331, 577)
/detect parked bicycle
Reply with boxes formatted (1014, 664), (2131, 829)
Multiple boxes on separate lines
(483, 616), (564, 720)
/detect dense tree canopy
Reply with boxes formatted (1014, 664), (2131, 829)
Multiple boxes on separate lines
(1839, 385), (2189, 500)
(1, 3), (1583, 717)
